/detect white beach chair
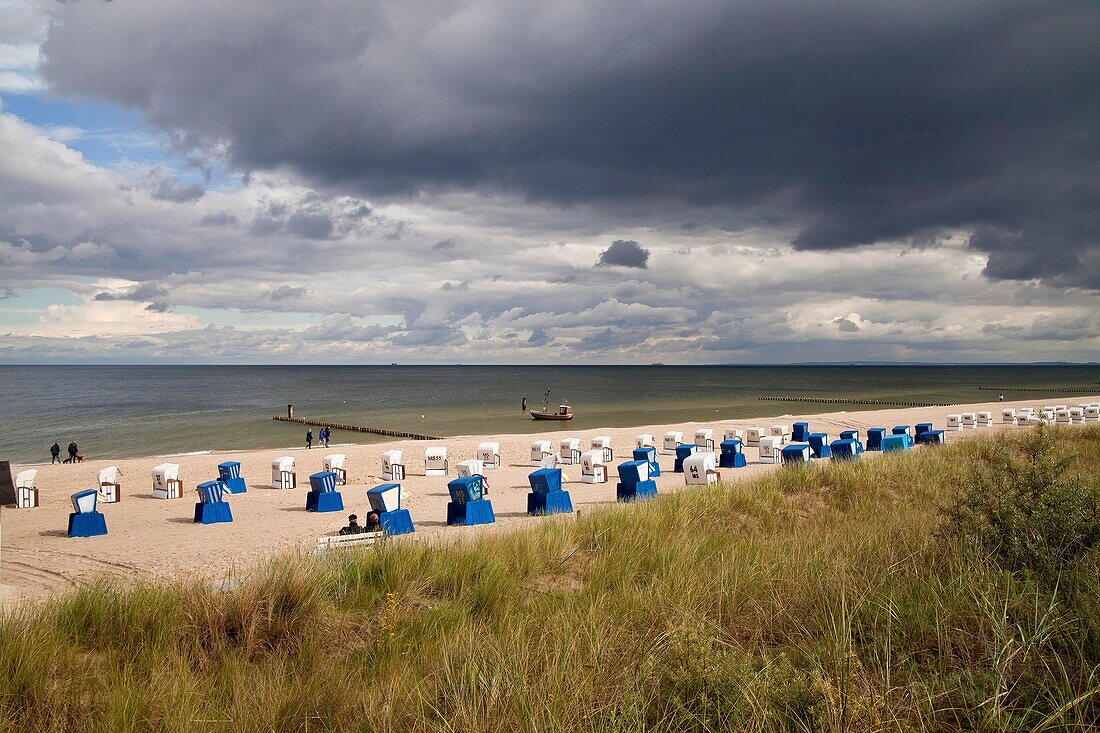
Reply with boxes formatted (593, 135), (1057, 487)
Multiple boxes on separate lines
(15, 469), (38, 508)
(1055, 409), (1072, 426)
(694, 429), (715, 452)
(381, 449), (405, 481)
(976, 411), (993, 427)
(946, 414), (963, 431)
(323, 454), (347, 485)
(662, 431), (683, 455)
(960, 413), (977, 429)
(769, 425), (791, 446)
(271, 456), (296, 489)
(530, 440), (554, 466)
(1069, 407), (1085, 425)
(1085, 406), (1100, 423)
(758, 436), (782, 464)
(476, 442), (501, 469)
(635, 434), (655, 449)
(590, 436), (613, 463)
(560, 437), (582, 465)
(425, 447), (449, 476)
(97, 465), (122, 503)
(1001, 408), (1016, 424)
(152, 462), (182, 499)
(580, 450), (607, 483)
(683, 453), (719, 486)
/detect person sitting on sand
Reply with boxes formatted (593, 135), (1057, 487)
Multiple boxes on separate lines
(339, 514), (363, 535)
(50, 442), (61, 464)
(364, 511), (381, 532)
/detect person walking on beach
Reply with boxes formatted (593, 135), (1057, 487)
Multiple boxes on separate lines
(50, 442), (61, 464)
(323, 427), (331, 448)
(306, 429), (313, 449)
(67, 441), (78, 463)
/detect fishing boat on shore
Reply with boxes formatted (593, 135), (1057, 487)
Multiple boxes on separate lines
(531, 391), (574, 421)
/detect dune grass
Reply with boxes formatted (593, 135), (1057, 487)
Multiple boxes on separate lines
(3, 426), (1100, 732)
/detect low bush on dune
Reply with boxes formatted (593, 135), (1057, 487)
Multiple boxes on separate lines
(1, 426), (1099, 732)
(943, 425), (1100, 578)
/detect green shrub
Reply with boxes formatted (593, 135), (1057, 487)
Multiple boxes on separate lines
(942, 426), (1100, 577)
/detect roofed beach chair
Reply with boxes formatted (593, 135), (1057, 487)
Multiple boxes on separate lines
(217, 461), (247, 494)
(663, 431), (683, 455)
(68, 489), (108, 537)
(635, 434), (655, 449)
(271, 456), (296, 489)
(527, 467), (573, 515)
(792, 422), (810, 443)
(152, 463), (182, 500)
(694, 429), (715, 452)
(457, 459), (485, 478)
(446, 475), (494, 526)
(476, 442), (500, 469)
(323, 454), (347, 485)
(781, 444), (811, 464)
(683, 452), (719, 485)
(590, 436), (613, 462)
(382, 449), (405, 480)
(306, 471), (344, 512)
(194, 480), (233, 524)
(759, 436), (782, 464)
(367, 482), (415, 535)
(719, 438), (746, 468)
(616, 459), (657, 502)
(531, 440), (554, 466)
(674, 443), (697, 473)
(15, 469), (38, 508)
(97, 465), (122, 503)
(560, 438), (582, 464)
(424, 447), (448, 476)
(581, 450), (608, 483)
(633, 446), (661, 476)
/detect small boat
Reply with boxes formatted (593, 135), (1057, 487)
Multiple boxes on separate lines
(531, 391), (574, 420)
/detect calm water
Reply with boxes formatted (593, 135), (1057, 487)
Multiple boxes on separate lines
(1, 365), (1097, 464)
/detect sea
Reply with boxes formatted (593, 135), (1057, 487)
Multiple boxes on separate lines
(1, 365), (1097, 465)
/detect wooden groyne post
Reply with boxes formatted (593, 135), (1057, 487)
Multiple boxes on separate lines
(756, 396), (948, 408)
(272, 415), (443, 441)
(977, 387), (1097, 394)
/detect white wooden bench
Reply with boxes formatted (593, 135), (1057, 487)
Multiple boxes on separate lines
(315, 530), (385, 553)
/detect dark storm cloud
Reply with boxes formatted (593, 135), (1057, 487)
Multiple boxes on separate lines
(596, 240), (649, 269)
(41, 0), (1100, 286)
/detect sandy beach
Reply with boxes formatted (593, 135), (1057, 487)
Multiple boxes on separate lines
(3, 396), (1096, 604)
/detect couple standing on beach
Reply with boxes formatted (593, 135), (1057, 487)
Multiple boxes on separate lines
(306, 428), (331, 449)
(49, 441), (81, 463)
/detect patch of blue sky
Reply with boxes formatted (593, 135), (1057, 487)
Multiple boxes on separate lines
(1, 91), (235, 188)
(0, 287), (81, 325)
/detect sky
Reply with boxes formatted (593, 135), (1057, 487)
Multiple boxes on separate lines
(0, 0), (1097, 364)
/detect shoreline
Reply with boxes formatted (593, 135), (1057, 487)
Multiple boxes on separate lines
(3, 395), (1098, 605)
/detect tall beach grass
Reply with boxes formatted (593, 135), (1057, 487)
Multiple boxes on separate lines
(2, 426), (1099, 732)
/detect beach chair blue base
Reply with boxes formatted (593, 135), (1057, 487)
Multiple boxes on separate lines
(808, 433), (831, 459)
(379, 508), (415, 535)
(224, 477), (247, 494)
(781, 445), (811, 464)
(527, 490), (574, 516)
(792, 422), (810, 442)
(616, 480), (657, 502)
(306, 490), (344, 512)
(718, 453), (746, 469)
(447, 498), (495, 526)
(67, 511), (108, 537)
(193, 501), (233, 524)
